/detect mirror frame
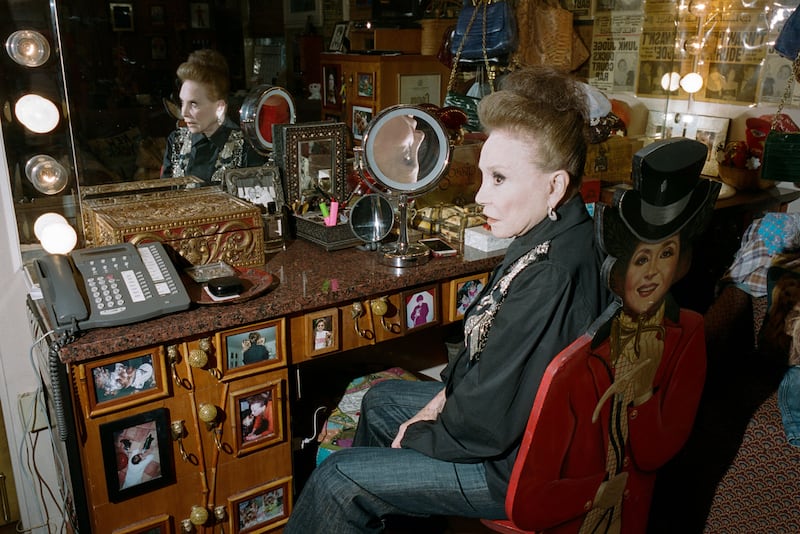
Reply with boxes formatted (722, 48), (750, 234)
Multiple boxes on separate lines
(239, 85), (297, 155)
(362, 105), (451, 196)
(272, 121), (348, 209)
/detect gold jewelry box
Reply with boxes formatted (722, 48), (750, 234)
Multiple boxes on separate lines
(85, 186), (264, 267)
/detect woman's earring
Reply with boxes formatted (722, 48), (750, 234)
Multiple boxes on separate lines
(216, 109), (224, 125)
(548, 205), (558, 221)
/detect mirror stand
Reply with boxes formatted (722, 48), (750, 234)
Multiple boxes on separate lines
(380, 193), (430, 268)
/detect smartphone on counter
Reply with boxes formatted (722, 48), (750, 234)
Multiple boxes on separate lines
(419, 237), (458, 257)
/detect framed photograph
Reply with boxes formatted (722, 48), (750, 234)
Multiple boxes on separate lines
(272, 121), (348, 209)
(109, 3), (134, 31)
(322, 65), (340, 109)
(83, 347), (169, 418)
(398, 74), (442, 106)
(150, 36), (167, 61)
(112, 514), (172, 534)
(190, 2), (211, 29)
(357, 72), (374, 99)
(284, 0), (322, 27)
(404, 285), (439, 332)
(306, 308), (339, 357)
(230, 380), (285, 456)
(352, 105), (373, 141)
(217, 319), (286, 381)
(448, 273), (488, 322)
(329, 22), (348, 52)
(229, 477), (292, 533)
(224, 166), (286, 213)
(149, 5), (165, 25)
(100, 408), (175, 503)
(646, 111), (730, 177)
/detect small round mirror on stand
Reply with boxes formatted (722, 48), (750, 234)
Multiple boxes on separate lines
(349, 194), (394, 250)
(240, 85), (296, 155)
(356, 105), (451, 267)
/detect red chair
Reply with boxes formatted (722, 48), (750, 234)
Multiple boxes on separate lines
(481, 306), (706, 534)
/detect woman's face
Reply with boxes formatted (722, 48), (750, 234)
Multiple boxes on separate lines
(623, 236), (681, 316)
(475, 129), (560, 239)
(372, 115), (425, 184)
(179, 80), (224, 137)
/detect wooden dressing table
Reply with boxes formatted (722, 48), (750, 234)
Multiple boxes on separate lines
(30, 239), (501, 533)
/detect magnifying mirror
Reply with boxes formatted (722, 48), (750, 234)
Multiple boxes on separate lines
(349, 194), (394, 249)
(240, 85), (296, 155)
(358, 105), (451, 267)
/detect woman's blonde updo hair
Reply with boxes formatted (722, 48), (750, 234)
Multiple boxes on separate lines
(478, 66), (589, 196)
(176, 49), (230, 101)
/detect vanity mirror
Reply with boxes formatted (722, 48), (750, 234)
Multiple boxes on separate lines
(239, 85), (297, 156)
(357, 105), (451, 267)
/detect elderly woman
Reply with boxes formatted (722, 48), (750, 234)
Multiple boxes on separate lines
(161, 49), (262, 184)
(284, 66), (610, 532)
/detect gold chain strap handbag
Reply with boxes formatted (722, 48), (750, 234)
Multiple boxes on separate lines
(760, 51), (800, 182)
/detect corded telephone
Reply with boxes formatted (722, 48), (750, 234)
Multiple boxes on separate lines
(34, 241), (191, 334)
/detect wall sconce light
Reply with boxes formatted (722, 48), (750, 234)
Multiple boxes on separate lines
(34, 212), (77, 254)
(661, 72), (681, 91)
(14, 94), (59, 133)
(5, 30), (51, 67)
(680, 72), (705, 94)
(25, 154), (68, 195)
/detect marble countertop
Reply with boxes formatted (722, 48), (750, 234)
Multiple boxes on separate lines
(52, 239), (503, 363)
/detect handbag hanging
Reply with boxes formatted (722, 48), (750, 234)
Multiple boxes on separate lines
(449, 0), (518, 61)
(760, 51), (800, 182)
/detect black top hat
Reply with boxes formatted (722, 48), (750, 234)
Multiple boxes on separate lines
(618, 137), (716, 242)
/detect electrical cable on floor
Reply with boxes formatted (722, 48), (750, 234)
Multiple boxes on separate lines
(301, 406), (328, 449)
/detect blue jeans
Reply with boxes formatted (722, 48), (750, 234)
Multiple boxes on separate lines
(285, 380), (507, 533)
(779, 365), (800, 447)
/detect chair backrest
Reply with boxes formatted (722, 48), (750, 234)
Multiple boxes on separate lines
(495, 304), (706, 533)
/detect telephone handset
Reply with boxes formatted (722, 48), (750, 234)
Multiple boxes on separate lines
(34, 241), (191, 334)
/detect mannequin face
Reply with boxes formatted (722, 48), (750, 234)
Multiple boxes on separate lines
(179, 80), (225, 137)
(372, 115), (425, 184)
(623, 236), (681, 316)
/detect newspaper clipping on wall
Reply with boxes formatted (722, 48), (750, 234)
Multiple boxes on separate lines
(588, 11), (645, 92)
(635, 0), (695, 98)
(694, 7), (770, 104)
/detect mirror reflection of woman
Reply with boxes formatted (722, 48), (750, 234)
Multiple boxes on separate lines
(161, 49), (263, 185)
(372, 114), (425, 184)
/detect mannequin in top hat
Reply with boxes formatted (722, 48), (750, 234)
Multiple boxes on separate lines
(498, 138), (721, 534)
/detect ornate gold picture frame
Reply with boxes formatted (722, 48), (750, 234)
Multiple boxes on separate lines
(272, 121), (348, 209)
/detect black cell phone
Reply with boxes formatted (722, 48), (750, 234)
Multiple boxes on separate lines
(419, 238), (458, 257)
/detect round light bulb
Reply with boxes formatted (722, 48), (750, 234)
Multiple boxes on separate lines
(5, 30), (51, 67)
(688, 0), (708, 17)
(680, 72), (704, 94)
(661, 72), (681, 92)
(684, 36), (704, 55)
(25, 155), (69, 194)
(39, 220), (77, 254)
(15, 94), (59, 133)
(34, 212), (68, 241)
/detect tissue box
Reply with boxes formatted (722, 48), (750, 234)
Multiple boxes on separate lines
(88, 188), (264, 267)
(464, 226), (513, 252)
